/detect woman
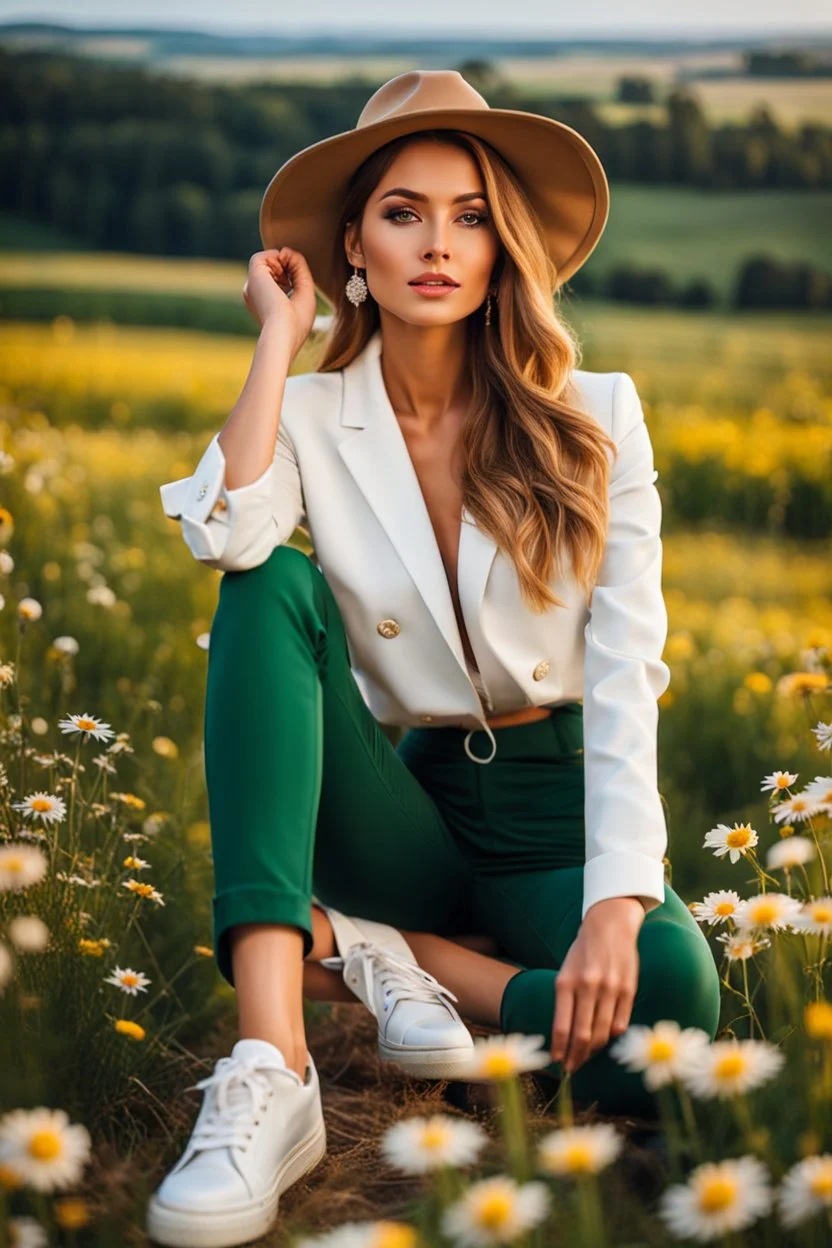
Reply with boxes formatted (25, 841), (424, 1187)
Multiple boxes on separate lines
(147, 70), (721, 1248)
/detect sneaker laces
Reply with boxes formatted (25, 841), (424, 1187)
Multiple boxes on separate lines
(321, 940), (460, 1010)
(181, 1054), (295, 1154)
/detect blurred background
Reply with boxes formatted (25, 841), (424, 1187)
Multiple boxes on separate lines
(0, 2), (830, 1242)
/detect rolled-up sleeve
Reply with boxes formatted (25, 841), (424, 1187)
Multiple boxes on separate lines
(159, 421), (305, 572)
(581, 371), (671, 920)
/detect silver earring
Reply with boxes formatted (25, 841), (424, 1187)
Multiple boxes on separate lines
(345, 266), (369, 306)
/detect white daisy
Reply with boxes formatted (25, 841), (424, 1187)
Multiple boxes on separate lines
(0, 547), (13, 570)
(0, 843), (48, 891)
(92, 754), (117, 774)
(537, 1123), (623, 1176)
(803, 776), (832, 813)
(790, 897), (832, 936)
(0, 941), (13, 990)
(381, 1113), (487, 1174)
(681, 1038), (784, 1100)
(761, 770), (798, 794)
(733, 891), (804, 932)
(609, 1020), (711, 1090)
(690, 890), (742, 926)
(86, 585), (116, 608)
(772, 793), (821, 824)
(294, 1221), (419, 1248)
(811, 721), (832, 752)
(441, 1174), (551, 1247)
(715, 931), (771, 961)
(17, 597), (43, 622)
(6, 1217), (48, 1248)
(103, 966), (151, 996)
(456, 1033), (551, 1082)
(57, 712), (115, 743)
(659, 1155), (773, 1241)
(777, 1154), (832, 1229)
(122, 855), (150, 871)
(11, 791), (67, 825)
(8, 915), (50, 953)
(0, 1107), (91, 1192)
(766, 836), (816, 870)
(196, 632), (210, 650)
(0, 661), (15, 688)
(703, 822), (758, 862)
(51, 636), (80, 656)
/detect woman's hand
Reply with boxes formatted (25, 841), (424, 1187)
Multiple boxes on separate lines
(551, 897), (644, 1072)
(242, 247), (318, 362)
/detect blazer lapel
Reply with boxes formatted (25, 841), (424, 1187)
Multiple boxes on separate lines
(337, 330), (498, 685)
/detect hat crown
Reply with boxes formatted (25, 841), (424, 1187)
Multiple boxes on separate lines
(356, 69), (490, 131)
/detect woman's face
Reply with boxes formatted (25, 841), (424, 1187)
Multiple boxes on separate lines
(346, 139), (500, 327)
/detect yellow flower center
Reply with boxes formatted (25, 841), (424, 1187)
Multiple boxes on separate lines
(563, 1143), (595, 1173)
(715, 902), (735, 915)
(776, 776), (792, 788)
(374, 1225), (418, 1248)
(483, 1052), (516, 1079)
(477, 1192), (513, 1227)
(4, 857), (23, 874)
(647, 1038), (676, 1062)
(31, 798), (52, 811)
(76, 719), (96, 731)
(810, 905), (832, 924)
(420, 1124), (450, 1151)
(28, 1129), (62, 1161)
(809, 1168), (832, 1200)
(714, 1053), (747, 1082)
(749, 901), (779, 925)
(123, 973), (138, 987)
(699, 1176), (737, 1213)
(805, 1002), (832, 1039)
(726, 828), (752, 848)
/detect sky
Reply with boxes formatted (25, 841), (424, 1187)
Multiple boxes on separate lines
(1, 0), (830, 37)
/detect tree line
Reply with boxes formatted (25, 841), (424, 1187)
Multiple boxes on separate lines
(1, 48), (831, 265)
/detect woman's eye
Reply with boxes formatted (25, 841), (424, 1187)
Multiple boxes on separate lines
(385, 207), (488, 226)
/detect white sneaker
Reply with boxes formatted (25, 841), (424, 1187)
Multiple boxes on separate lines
(145, 1038), (326, 1248)
(314, 904), (474, 1079)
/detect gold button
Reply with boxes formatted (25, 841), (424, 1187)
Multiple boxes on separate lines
(533, 659), (551, 681)
(377, 618), (401, 639)
(420, 714), (434, 723)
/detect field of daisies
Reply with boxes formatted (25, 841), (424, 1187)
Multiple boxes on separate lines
(0, 299), (831, 1247)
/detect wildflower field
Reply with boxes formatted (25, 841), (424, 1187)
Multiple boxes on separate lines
(0, 300), (830, 1246)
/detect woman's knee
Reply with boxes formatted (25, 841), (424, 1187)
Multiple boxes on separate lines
(636, 917), (722, 1039)
(222, 543), (317, 600)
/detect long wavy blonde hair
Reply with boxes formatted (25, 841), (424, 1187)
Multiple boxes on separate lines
(314, 129), (618, 613)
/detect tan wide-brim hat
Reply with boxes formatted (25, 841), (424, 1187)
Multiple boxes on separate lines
(260, 69), (609, 308)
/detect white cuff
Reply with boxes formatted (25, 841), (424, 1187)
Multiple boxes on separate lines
(581, 850), (666, 920)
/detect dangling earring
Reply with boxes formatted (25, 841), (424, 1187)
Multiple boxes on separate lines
(345, 265), (369, 306)
(485, 291), (494, 326)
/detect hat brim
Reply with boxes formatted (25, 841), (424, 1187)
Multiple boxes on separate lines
(260, 106), (610, 308)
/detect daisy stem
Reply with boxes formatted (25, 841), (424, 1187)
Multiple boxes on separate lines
(556, 1068), (574, 1126)
(675, 1081), (704, 1162)
(655, 1085), (686, 1182)
(67, 736), (82, 860)
(575, 1173), (607, 1248)
(805, 816), (829, 894)
(740, 959), (755, 1039)
(497, 1075), (530, 1182)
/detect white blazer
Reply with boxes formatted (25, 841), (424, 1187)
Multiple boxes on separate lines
(160, 328), (671, 920)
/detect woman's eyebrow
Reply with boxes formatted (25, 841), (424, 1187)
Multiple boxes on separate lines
(377, 186), (487, 204)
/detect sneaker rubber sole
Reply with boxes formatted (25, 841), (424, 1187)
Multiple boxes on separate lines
(378, 1037), (475, 1079)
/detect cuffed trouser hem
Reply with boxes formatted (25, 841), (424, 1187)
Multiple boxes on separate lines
(212, 887), (314, 988)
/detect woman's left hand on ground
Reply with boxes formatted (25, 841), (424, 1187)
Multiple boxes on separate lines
(550, 896), (645, 1072)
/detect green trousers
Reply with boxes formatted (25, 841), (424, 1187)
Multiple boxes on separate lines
(204, 545), (721, 1119)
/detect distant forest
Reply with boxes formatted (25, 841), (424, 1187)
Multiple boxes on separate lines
(1, 49), (831, 264)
